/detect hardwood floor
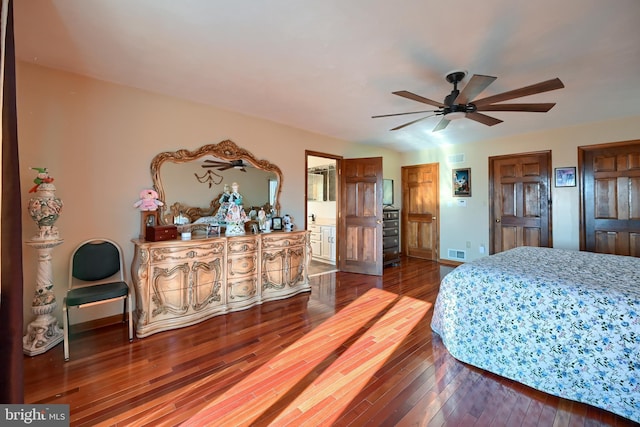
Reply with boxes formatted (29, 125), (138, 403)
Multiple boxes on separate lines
(308, 259), (338, 277)
(24, 256), (637, 426)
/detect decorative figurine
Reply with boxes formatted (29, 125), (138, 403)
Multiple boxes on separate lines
(133, 189), (164, 211)
(223, 182), (249, 235)
(229, 181), (243, 205)
(283, 214), (293, 231)
(28, 167), (55, 193)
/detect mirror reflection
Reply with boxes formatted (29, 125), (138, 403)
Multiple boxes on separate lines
(151, 140), (282, 226)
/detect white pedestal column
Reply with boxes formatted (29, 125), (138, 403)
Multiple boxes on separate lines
(23, 238), (64, 356)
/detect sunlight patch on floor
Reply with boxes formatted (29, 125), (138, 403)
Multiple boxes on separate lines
(183, 288), (432, 426)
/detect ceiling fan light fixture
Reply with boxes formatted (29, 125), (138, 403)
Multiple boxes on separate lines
(445, 111), (466, 120)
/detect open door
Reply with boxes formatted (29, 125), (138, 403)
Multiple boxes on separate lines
(338, 157), (384, 276)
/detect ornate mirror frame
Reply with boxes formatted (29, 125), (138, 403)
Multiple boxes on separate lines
(151, 140), (282, 225)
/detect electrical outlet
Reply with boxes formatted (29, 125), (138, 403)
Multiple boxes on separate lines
(479, 244), (485, 254)
(466, 241), (471, 248)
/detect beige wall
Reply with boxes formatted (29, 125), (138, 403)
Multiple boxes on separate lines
(17, 62), (403, 326)
(401, 116), (640, 263)
(18, 61), (640, 329)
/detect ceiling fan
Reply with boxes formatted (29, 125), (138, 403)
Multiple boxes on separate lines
(202, 159), (247, 172)
(373, 70), (564, 132)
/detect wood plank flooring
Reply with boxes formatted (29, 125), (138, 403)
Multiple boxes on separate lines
(23, 256), (638, 426)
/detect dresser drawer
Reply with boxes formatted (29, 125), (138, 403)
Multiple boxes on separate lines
(382, 227), (398, 237)
(149, 241), (224, 263)
(262, 233), (306, 248)
(228, 237), (258, 254)
(227, 254), (258, 277)
(383, 219), (399, 229)
(228, 276), (258, 301)
(383, 210), (399, 220)
(383, 250), (400, 263)
(383, 236), (399, 249)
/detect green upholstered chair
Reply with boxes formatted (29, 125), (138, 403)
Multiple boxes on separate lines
(62, 238), (133, 361)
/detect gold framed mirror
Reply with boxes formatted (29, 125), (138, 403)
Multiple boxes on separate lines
(151, 140), (282, 225)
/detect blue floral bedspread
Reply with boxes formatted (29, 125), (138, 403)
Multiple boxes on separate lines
(431, 246), (640, 422)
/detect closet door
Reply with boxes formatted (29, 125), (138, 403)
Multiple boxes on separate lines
(489, 151), (552, 254)
(580, 140), (640, 256)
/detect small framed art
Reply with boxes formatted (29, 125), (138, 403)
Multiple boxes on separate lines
(555, 167), (576, 187)
(271, 216), (283, 230)
(453, 168), (471, 197)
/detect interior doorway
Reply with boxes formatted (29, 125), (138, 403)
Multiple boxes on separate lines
(306, 151), (341, 272)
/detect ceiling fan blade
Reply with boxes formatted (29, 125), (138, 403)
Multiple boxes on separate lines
(392, 91), (444, 108)
(433, 117), (450, 132)
(456, 74), (497, 104)
(465, 112), (503, 126)
(477, 103), (556, 113)
(473, 78), (564, 106)
(372, 109), (439, 119)
(203, 162), (231, 169)
(390, 114), (438, 131)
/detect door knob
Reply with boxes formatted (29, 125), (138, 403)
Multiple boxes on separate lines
(376, 220), (382, 224)
(496, 219), (501, 223)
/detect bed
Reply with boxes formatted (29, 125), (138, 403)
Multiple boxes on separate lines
(431, 246), (640, 422)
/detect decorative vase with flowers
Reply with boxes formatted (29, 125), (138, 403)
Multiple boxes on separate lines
(27, 167), (63, 240)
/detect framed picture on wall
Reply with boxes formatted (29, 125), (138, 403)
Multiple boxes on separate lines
(453, 168), (471, 197)
(555, 167), (576, 187)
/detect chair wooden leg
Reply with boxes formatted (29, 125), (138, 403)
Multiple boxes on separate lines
(62, 299), (70, 361)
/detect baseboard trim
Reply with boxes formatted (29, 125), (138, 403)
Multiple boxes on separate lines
(71, 314), (127, 333)
(438, 258), (463, 267)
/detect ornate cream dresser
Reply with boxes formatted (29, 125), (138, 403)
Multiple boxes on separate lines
(131, 230), (310, 337)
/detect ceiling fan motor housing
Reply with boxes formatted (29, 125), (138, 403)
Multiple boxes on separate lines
(444, 103), (477, 116)
(443, 70), (477, 118)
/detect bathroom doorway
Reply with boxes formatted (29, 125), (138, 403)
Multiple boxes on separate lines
(306, 151), (341, 273)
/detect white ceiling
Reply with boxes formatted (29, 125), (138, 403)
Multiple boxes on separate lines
(14, 0), (640, 152)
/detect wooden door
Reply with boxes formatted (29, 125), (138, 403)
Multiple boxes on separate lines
(401, 164), (439, 261)
(339, 157), (383, 275)
(489, 151), (552, 254)
(580, 140), (640, 256)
